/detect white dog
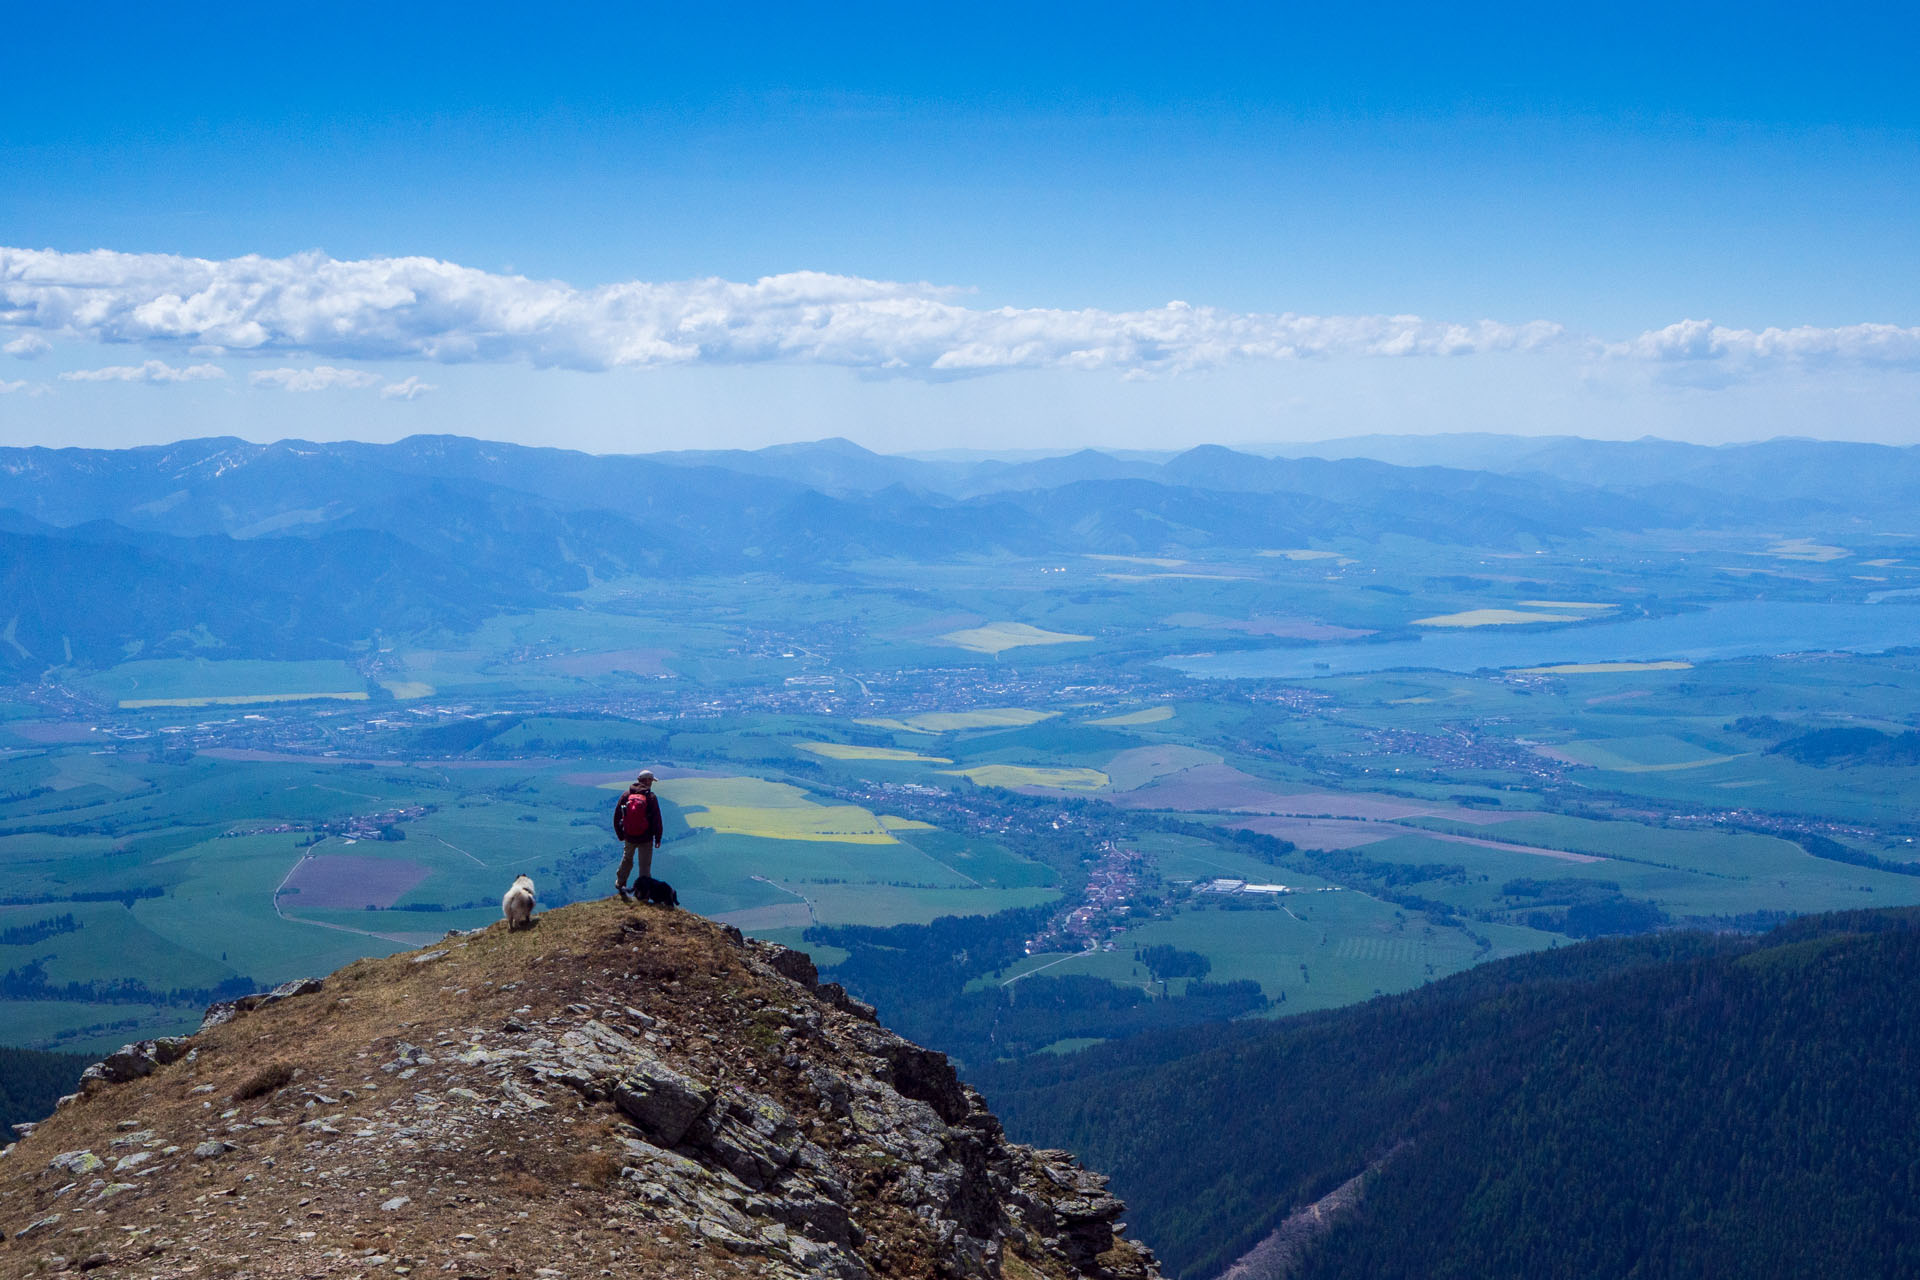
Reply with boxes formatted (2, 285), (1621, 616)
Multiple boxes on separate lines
(502, 874), (536, 931)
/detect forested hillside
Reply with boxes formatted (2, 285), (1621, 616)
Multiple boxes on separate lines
(0, 1046), (89, 1143)
(976, 909), (1920, 1280)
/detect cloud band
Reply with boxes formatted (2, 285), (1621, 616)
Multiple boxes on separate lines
(58, 359), (227, 384)
(2, 246), (1562, 377)
(1618, 318), (1920, 367)
(5, 247), (1915, 383)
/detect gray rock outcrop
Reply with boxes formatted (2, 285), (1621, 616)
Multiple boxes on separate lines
(0, 902), (1158, 1280)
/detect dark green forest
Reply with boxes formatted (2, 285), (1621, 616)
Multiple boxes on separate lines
(974, 909), (1920, 1280)
(808, 908), (1268, 1064)
(1773, 726), (1920, 766)
(0, 1047), (89, 1143)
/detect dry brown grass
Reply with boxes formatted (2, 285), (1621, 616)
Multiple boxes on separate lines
(0, 899), (762, 1278)
(231, 1061), (294, 1101)
(568, 1148), (624, 1189)
(0, 897), (1071, 1280)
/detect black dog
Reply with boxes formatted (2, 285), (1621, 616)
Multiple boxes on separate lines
(632, 875), (679, 908)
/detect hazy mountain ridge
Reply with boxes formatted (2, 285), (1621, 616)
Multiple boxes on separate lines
(0, 523), (545, 675)
(0, 432), (1900, 678)
(5, 433), (1890, 537)
(1273, 433), (1920, 511)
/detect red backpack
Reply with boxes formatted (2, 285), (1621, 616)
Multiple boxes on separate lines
(616, 791), (652, 840)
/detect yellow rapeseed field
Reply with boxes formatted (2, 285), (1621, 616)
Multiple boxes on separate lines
(937, 621), (1092, 655)
(119, 691), (368, 708)
(1764, 538), (1848, 562)
(797, 742), (953, 763)
(649, 776), (898, 844)
(940, 765), (1110, 791)
(854, 708), (1057, 734)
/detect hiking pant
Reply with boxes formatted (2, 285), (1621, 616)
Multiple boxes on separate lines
(619, 840), (654, 886)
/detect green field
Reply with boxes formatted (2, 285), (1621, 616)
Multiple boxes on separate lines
(941, 764), (1111, 791)
(1411, 608), (1584, 627)
(486, 716), (668, 754)
(893, 828), (1058, 889)
(1517, 661), (1692, 674)
(11, 534), (1920, 1064)
(0, 999), (190, 1051)
(1553, 735), (1748, 772)
(1102, 744), (1219, 790)
(996, 894), (1551, 1016)
(801, 883), (1059, 927)
(1087, 706), (1176, 727)
(1374, 814), (1920, 920)
(76, 658), (369, 706)
(2, 747), (1062, 1049)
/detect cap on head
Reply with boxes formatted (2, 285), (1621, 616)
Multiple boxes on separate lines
(636, 769), (655, 784)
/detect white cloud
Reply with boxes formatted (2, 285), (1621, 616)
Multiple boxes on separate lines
(249, 364), (434, 397)
(58, 359), (228, 384)
(9, 246), (1915, 387)
(4, 332), (51, 359)
(249, 365), (384, 392)
(379, 375), (436, 400)
(1619, 319), (1920, 367)
(0, 245), (1564, 378)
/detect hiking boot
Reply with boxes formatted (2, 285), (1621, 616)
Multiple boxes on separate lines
(615, 883), (633, 903)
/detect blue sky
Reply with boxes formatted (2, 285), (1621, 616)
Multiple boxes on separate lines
(4, 2), (1918, 452)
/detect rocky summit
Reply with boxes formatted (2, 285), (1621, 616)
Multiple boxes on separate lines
(0, 902), (1158, 1280)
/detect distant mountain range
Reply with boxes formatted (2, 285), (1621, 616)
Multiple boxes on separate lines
(0, 432), (1911, 675)
(655, 432), (1920, 513)
(978, 907), (1920, 1280)
(1268, 432), (1920, 509)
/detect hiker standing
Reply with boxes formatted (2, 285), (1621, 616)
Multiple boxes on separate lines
(612, 769), (665, 901)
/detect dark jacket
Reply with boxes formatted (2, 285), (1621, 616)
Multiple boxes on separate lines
(613, 787), (663, 843)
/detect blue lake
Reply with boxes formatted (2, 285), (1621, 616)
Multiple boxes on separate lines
(1167, 601), (1920, 681)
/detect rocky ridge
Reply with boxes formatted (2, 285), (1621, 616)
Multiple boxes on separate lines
(0, 901), (1158, 1280)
